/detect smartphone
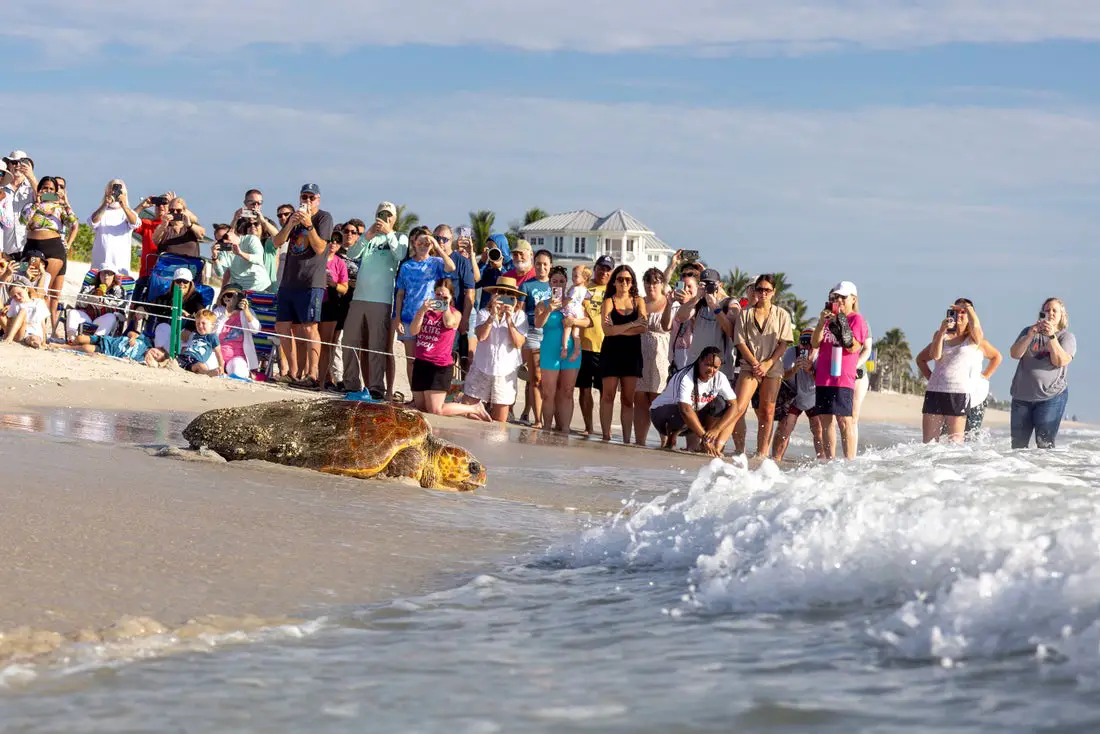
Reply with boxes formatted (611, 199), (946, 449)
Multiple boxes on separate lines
(111, 183), (123, 199)
(40, 192), (59, 203)
(150, 195), (169, 206)
(946, 308), (957, 334)
(674, 281), (687, 294)
(299, 202), (309, 213)
(498, 295), (516, 307)
(682, 249), (700, 261)
(1039, 310), (1049, 321)
(377, 210), (393, 222)
(798, 347), (810, 361)
(551, 286), (564, 301)
(456, 226), (473, 240)
(429, 299), (447, 311)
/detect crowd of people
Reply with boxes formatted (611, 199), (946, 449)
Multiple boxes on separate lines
(0, 149), (1079, 458)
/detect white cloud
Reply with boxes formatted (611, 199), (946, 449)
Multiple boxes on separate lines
(8, 0), (1100, 57)
(4, 90), (1098, 414)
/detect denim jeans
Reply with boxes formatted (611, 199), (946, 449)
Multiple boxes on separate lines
(1010, 389), (1069, 449)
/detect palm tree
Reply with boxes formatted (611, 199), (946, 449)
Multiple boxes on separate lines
(394, 204), (419, 235)
(875, 327), (913, 393)
(786, 297), (811, 334)
(469, 210), (496, 254)
(723, 268), (754, 299)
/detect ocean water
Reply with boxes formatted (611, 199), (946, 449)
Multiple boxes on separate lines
(3, 424), (1100, 732)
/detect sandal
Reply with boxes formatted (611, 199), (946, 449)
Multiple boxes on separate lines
(291, 377), (320, 390)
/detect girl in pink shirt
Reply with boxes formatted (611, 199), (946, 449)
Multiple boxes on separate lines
(410, 279), (490, 421)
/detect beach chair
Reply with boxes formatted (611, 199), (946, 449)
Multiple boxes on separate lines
(146, 254), (214, 308)
(62, 269), (137, 336)
(243, 290), (278, 375)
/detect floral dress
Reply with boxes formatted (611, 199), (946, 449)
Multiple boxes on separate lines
(639, 303), (671, 393)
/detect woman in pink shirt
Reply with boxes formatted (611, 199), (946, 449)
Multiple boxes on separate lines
(318, 236), (349, 391)
(810, 280), (869, 460)
(410, 279), (491, 421)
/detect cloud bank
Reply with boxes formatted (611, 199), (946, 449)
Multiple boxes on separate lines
(8, 0), (1100, 57)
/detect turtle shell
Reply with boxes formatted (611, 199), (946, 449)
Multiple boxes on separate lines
(319, 401), (432, 478)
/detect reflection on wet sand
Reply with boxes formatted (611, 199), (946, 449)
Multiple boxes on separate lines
(0, 408), (191, 445)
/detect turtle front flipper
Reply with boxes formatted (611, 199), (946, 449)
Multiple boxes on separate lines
(384, 445), (426, 484)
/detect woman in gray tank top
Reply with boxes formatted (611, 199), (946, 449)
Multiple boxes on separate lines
(1008, 298), (1076, 449)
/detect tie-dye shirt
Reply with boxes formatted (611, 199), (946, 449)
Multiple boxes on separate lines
(21, 201), (78, 236)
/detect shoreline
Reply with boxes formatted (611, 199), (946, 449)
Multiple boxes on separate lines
(0, 342), (1089, 666)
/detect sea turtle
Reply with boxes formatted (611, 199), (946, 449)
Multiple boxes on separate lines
(181, 399), (486, 491)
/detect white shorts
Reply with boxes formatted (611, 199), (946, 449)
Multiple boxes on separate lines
(463, 366), (518, 406)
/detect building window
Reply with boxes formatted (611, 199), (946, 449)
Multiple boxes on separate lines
(573, 236), (587, 255)
(553, 236), (564, 253)
(626, 238), (635, 253)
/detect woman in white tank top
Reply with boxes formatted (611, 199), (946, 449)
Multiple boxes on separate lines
(921, 301), (985, 443)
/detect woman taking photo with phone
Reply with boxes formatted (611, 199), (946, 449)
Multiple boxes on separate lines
(920, 300), (985, 443)
(21, 176), (78, 326)
(1008, 298), (1076, 449)
(599, 264), (647, 443)
(518, 248), (552, 427)
(535, 266), (590, 432)
(634, 267), (672, 446)
(410, 278), (491, 422)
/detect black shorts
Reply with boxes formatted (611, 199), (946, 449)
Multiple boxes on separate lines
(650, 395), (730, 437)
(320, 291), (351, 326)
(577, 350), (602, 391)
(814, 386), (854, 417)
(26, 236), (68, 275)
(411, 358), (453, 393)
(922, 391), (968, 417)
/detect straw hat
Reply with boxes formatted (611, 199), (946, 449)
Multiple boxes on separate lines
(484, 276), (525, 299)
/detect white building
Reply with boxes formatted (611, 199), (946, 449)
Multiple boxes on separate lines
(520, 209), (675, 272)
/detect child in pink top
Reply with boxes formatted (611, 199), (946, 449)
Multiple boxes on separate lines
(409, 279), (491, 422)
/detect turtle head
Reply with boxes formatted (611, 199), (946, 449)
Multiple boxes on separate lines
(430, 442), (487, 492)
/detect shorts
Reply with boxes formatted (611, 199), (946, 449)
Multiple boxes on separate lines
(177, 353), (200, 371)
(650, 395), (730, 437)
(922, 390), (968, 417)
(463, 365), (518, 406)
(276, 287), (324, 325)
(321, 289), (351, 326)
(411, 359), (454, 393)
(814, 386), (854, 417)
(524, 326), (543, 351)
(26, 236), (68, 275)
(576, 351), (602, 391)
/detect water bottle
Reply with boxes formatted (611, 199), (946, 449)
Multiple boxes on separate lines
(830, 344), (843, 378)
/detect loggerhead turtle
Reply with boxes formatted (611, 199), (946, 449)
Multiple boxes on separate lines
(182, 399), (486, 491)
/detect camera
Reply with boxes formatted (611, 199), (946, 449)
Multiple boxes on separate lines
(172, 212), (185, 222)
(488, 247), (502, 263)
(428, 299), (447, 311)
(704, 280), (718, 295)
(681, 249), (700, 261)
(150, 195), (169, 206)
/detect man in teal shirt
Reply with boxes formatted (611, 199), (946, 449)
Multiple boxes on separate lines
(342, 201), (408, 398)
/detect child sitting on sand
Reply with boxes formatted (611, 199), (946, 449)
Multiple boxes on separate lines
(561, 265), (591, 361)
(176, 309), (225, 376)
(3, 278), (51, 349)
(53, 330), (171, 368)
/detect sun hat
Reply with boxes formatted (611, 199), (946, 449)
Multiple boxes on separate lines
(172, 267), (194, 282)
(3, 150), (32, 167)
(484, 276), (526, 299)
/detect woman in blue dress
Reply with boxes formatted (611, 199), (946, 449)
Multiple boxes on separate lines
(535, 266), (590, 432)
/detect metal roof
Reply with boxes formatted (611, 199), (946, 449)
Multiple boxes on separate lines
(522, 208), (652, 234)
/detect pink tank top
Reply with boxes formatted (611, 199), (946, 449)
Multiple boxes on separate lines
(415, 308), (457, 367)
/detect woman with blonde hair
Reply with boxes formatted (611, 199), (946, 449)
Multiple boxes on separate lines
(849, 293), (872, 450)
(920, 299), (985, 443)
(1008, 297), (1075, 449)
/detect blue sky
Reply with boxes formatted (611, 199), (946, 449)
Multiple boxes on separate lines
(4, 1), (1098, 419)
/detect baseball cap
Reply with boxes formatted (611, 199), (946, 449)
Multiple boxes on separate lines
(594, 255), (614, 270)
(376, 201), (397, 218)
(831, 280), (858, 297)
(23, 249), (46, 261)
(172, 267), (194, 282)
(701, 268), (721, 283)
(512, 239), (533, 254)
(300, 183), (321, 196)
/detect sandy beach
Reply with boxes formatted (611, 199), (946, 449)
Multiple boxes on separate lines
(0, 340), (1079, 664)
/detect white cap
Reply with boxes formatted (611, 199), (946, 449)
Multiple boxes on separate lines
(831, 280), (858, 297)
(172, 267), (193, 282)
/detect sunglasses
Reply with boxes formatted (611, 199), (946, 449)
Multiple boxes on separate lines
(615, 276), (633, 283)
(245, 199), (262, 206)
(756, 287), (775, 295)
(173, 279), (190, 285)
(300, 194), (317, 201)
(169, 208), (185, 213)
(277, 211), (293, 218)
(436, 236), (452, 244)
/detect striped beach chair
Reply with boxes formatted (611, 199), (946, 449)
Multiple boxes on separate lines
(64, 269), (137, 336)
(243, 290), (278, 373)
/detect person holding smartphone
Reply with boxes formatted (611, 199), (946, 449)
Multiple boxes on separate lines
(462, 277), (528, 422)
(133, 192), (174, 277)
(919, 300), (985, 443)
(771, 329), (822, 461)
(153, 197), (205, 258)
(20, 176), (78, 326)
(392, 227), (456, 394)
(1, 152), (36, 257)
(342, 201), (409, 400)
(535, 265), (590, 432)
(410, 278), (491, 422)
(87, 179), (140, 276)
(1008, 298), (1076, 449)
